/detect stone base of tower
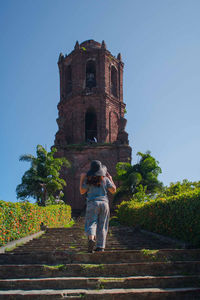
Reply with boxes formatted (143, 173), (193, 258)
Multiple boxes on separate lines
(55, 143), (132, 214)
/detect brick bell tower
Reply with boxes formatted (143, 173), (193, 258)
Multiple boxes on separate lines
(54, 40), (132, 213)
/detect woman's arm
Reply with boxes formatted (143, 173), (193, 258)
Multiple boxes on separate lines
(80, 173), (88, 195)
(106, 173), (116, 194)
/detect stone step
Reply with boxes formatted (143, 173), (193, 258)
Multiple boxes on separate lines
(12, 245), (136, 252)
(1, 218), (199, 300)
(1, 261), (200, 279)
(14, 241), (137, 247)
(10, 242), (177, 247)
(8, 221), (179, 255)
(12, 240), (160, 246)
(12, 247), (140, 253)
(0, 287), (200, 299)
(1, 249), (200, 265)
(0, 275), (199, 290)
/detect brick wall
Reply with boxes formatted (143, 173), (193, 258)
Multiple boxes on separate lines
(56, 144), (132, 211)
(54, 40), (132, 212)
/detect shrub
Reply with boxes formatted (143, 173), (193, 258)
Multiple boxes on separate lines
(160, 179), (200, 197)
(116, 188), (200, 247)
(0, 201), (71, 246)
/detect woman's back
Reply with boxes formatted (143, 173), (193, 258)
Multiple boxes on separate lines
(83, 177), (113, 202)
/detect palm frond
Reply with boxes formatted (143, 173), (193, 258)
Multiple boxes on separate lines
(19, 154), (35, 162)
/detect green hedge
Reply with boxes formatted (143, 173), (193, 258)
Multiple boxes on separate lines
(0, 201), (71, 246)
(117, 189), (200, 247)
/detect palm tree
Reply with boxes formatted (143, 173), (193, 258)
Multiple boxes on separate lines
(16, 145), (70, 206)
(114, 151), (163, 202)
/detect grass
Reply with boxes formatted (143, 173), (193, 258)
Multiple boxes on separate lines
(43, 264), (68, 271)
(5, 241), (25, 252)
(81, 264), (105, 270)
(43, 264), (106, 272)
(141, 249), (159, 256)
(140, 249), (159, 261)
(63, 219), (75, 228)
(98, 278), (126, 289)
(100, 278), (125, 283)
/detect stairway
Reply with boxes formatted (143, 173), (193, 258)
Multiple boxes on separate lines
(0, 218), (200, 299)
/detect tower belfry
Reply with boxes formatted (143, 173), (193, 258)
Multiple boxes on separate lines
(54, 40), (132, 212)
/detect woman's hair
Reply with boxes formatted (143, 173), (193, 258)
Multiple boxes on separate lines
(86, 176), (103, 187)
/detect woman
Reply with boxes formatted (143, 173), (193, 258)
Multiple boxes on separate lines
(80, 160), (116, 253)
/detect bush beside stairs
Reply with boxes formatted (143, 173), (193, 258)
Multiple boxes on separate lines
(0, 217), (200, 299)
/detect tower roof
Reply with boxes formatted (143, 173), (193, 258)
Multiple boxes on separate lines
(80, 40), (101, 49)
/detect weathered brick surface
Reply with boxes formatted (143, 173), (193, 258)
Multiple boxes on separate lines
(56, 144), (131, 210)
(53, 40), (132, 211)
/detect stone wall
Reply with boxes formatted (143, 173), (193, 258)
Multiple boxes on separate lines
(56, 144), (132, 212)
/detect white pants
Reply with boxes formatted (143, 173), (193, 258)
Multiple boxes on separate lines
(85, 201), (110, 249)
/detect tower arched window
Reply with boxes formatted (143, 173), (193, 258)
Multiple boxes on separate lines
(111, 66), (117, 97)
(85, 108), (97, 142)
(66, 65), (72, 94)
(86, 60), (96, 88)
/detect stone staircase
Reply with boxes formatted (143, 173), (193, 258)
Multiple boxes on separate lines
(0, 218), (200, 299)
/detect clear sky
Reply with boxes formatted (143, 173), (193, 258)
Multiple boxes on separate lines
(1, 0), (200, 202)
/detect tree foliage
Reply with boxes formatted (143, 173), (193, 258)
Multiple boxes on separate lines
(114, 151), (163, 202)
(16, 145), (71, 206)
(159, 179), (200, 198)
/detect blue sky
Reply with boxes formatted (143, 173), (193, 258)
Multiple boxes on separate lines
(1, 0), (200, 202)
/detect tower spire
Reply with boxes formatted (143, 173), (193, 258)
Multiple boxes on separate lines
(74, 40), (80, 50)
(101, 40), (107, 50)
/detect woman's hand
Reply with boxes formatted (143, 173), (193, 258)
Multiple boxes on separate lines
(106, 172), (116, 194)
(106, 172), (112, 181)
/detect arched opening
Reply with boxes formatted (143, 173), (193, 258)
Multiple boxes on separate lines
(66, 65), (72, 94)
(111, 66), (117, 97)
(85, 108), (97, 142)
(86, 60), (96, 88)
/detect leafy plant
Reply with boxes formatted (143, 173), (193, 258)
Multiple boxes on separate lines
(160, 179), (200, 197)
(114, 151), (163, 202)
(45, 191), (65, 206)
(16, 145), (71, 206)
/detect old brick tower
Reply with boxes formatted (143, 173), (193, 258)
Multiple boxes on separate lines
(54, 40), (132, 213)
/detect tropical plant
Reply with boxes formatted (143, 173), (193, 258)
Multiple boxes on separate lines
(114, 151), (163, 202)
(16, 145), (70, 206)
(159, 179), (200, 197)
